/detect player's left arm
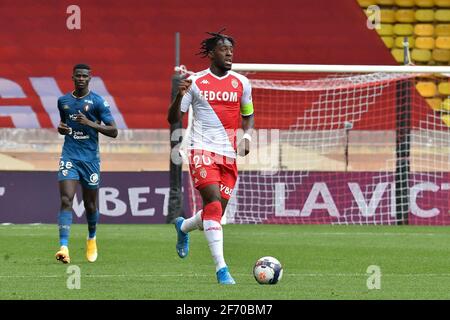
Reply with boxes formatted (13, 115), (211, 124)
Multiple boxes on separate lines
(74, 98), (118, 138)
(237, 78), (254, 157)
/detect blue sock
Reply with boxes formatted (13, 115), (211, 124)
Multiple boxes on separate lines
(86, 211), (99, 239)
(58, 211), (72, 247)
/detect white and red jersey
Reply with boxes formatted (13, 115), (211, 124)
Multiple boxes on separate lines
(180, 68), (253, 159)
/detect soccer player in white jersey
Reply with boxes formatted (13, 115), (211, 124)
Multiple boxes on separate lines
(167, 30), (254, 284)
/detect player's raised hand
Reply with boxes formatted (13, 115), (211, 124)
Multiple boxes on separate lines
(57, 122), (72, 135)
(178, 79), (192, 96)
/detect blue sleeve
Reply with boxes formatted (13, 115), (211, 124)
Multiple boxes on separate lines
(57, 98), (66, 123)
(96, 97), (115, 125)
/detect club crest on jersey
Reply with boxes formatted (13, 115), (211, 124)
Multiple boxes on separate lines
(90, 173), (99, 184)
(63, 105), (70, 110)
(83, 105), (90, 112)
(199, 168), (207, 179)
(84, 99), (94, 104)
(231, 79), (239, 89)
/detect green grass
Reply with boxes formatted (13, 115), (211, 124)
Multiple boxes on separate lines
(1, 224), (450, 299)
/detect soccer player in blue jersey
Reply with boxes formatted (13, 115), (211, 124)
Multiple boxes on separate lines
(55, 64), (118, 264)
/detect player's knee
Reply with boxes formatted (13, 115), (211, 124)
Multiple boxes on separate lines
(60, 195), (73, 210)
(203, 201), (222, 223)
(84, 202), (97, 215)
(203, 192), (222, 204)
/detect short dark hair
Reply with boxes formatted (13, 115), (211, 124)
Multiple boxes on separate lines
(73, 63), (91, 72)
(198, 28), (235, 58)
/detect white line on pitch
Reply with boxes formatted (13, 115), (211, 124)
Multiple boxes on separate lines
(232, 232), (450, 237)
(3, 273), (450, 278)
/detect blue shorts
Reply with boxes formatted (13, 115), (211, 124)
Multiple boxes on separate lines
(58, 158), (101, 189)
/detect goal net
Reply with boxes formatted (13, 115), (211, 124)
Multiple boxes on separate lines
(182, 64), (450, 225)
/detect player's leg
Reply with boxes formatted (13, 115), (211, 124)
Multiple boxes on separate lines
(174, 150), (220, 258)
(178, 191), (228, 234)
(82, 187), (99, 262)
(176, 151), (204, 235)
(180, 209), (203, 233)
(174, 150), (208, 258)
(199, 184), (235, 284)
(210, 156), (238, 284)
(55, 179), (78, 264)
(80, 160), (100, 262)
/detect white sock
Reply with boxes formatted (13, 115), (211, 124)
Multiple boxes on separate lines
(181, 210), (203, 233)
(203, 219), (226, 272)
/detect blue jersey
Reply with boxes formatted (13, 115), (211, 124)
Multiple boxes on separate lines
(58, 91), (115, 162)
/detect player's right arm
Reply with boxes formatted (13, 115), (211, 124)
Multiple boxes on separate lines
(57, 98), (71, 135)
(167, 79), (192, 124)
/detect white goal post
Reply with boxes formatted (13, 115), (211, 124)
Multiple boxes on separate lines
(181, 63), (450, 226)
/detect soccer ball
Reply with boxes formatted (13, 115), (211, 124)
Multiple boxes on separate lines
(253, 256), (283, 285)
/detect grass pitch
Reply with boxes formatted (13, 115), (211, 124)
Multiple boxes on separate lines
(1, 224), (450, 300)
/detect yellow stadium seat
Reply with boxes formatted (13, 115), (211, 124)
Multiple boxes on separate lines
(382, 37), (395, 48)
(396, 10), (416, 22)
(380, 10), (396, 23)
(435, 0), (450, 7)
(416, 81), (437, 97)
(426, 98), (443, 111)
(435, 10), (450, 22)
(432, 48), (450, 61)
(438, 81), (450, 94)
(395, 0), (415, 6)
(395, 36), (415, 48)
(412, 48), (432, 62)
(415, 37), (435, 49)
(442, 115), (450, 127)
(377, 24), (394, 36)
(436, 36), (450, 48)
(415, 10), (435, 22)
(415, 0), (435, 7)
(377, 0), (395, 4)
(357, 0), (377, 6)
(436, 24), (450, 36)
(441, 99), (450, 111)
(391, 48), (406, 62)
(394, 24), (414, 35)
(414, 24), (435, 36)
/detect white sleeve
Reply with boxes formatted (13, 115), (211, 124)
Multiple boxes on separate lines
(180, 76), (195, 113)
(180, 89), (193, 113)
